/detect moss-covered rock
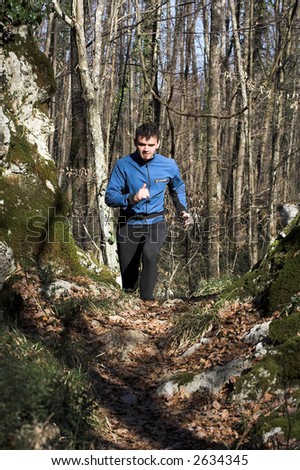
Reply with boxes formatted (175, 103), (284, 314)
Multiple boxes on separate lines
(40, 216), (85, 277)
(232, 356), (280, 403)
(269, 312), (300, 344)
(0, 171), (56, 260)
(249, 409), (300, 448)
(5, 33), (56, 96)
(223, 214), (300, 315)
(268, 254), (300, 312)
(233, 336), (300, 405)
(1, 27), (102, 282)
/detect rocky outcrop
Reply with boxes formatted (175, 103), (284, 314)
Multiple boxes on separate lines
(0, 27), (104, 283)
(3, 40), (54, 164)
(1, 26), (54, 164)
(1, 27), (56, 259)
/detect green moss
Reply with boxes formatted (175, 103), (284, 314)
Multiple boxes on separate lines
(233, 356), (280, 402)
(91, 265), (119, 288)
(1, 128), (98, 280)
(234, 337), (300, 404)
(223, 218), (300, 314)
(252, 410), (300, 446)
(41, 218), (86, 277)
(268, 254), (300, 312)
(0, 176), (55, 259)
(6, 130), (57, 187)
(172, 372), (196, 386)
(269, 312), (300, 344)
(277, 337), (300, 381)
(6, 131), (36, 165)
(221, 255), (275, 303)
(1, 115), (76, 272)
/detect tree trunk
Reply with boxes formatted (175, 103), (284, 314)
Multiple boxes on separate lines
(53, 0), (118, 268)
(247, 0), (259, 266)
(229, 0), (249, 254)
(206, 0), (224, 279)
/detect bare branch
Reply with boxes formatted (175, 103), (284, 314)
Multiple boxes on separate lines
(51, 0), (73, 28)
(135, 1), (247, 120)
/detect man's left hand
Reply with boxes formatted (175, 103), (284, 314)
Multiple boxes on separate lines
(180, 211), (194, 228)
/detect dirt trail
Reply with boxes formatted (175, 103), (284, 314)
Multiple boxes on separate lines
(12, 273), (271, 450)
(80, 297), (262, 450)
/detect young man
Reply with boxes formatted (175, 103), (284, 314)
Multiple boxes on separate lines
(105, 122), (192, 301)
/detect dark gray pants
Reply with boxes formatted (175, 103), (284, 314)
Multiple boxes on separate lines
(117, 221), (167, 300)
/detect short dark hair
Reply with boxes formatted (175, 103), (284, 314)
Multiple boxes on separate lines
(135, 122), (160, 141)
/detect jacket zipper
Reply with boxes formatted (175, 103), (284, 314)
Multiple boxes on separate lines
(146, 162), (151, 215)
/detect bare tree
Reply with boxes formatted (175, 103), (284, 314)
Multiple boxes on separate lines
(206, 0), (224, 278)
(52, 0), (119, 268)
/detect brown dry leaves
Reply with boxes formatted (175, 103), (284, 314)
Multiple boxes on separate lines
(8, 269), (282, 450)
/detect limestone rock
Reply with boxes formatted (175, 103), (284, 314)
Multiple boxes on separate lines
(243, 321), (271, 344)
(0, 241), (15, 290)
(98, 328), (150, 362)
(157, 357), (250, 399)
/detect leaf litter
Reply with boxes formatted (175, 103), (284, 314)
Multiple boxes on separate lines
(7, 268), (299, 450)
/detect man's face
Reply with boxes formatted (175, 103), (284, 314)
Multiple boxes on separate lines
(135, 135), (159, 161)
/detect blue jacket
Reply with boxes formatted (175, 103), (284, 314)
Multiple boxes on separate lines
(105, 151), (187, 225)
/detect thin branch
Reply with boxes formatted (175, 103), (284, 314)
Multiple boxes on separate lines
(135, 1), (247, 120)
(51, 0), (73, 27)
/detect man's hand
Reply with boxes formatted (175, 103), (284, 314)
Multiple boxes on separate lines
(180, 211), (194, 228)
(133, 183), (150, 203)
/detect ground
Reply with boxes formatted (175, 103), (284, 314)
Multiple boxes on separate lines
(4, 266), (299, 451)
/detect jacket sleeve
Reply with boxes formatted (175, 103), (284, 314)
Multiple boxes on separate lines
(105, 162), (135, 208)
(168, 161), (187, 215)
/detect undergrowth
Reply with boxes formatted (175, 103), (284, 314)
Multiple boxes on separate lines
(164, 304), (218, 351)
(0, 327), (105, 449)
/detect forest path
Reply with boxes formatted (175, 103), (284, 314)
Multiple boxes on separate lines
(12, 272), (269, 450)
(81, 295), (262, 450)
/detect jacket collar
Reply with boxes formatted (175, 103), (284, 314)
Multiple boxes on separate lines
(131, 150), (156, 165)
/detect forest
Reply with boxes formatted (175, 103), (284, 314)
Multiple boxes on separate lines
(2, 0), (298, 294)
(0, 0), (300, 452)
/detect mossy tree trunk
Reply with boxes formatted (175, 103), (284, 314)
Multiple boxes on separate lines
(69, 28), (90, 251)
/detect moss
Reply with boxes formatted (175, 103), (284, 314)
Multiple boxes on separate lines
(6, 130), (36, 165)
(276, 337), (300, 381)
(233, 337), (300, 407)
(220, 267), (271, 304)
(90, 265), (119, 288)
(252, 410), (300, 446)
(0, 175), (55, 260)
(6, 130), (57, 187)
(1, 116), (76, 272)
(268, 254), (300, 312)
(233, 356), (280, 402)
(41, 218), (86, 277)
(269, 312), (300, 344)
(172, 372), (196, 386)
(75, 250), (119, 288)
(1, 129), (96, 280)
(223, 218), (300, 314)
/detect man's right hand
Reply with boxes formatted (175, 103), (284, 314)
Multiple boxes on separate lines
(133, 183), (150, 203)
